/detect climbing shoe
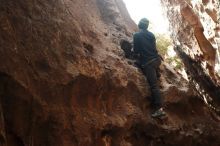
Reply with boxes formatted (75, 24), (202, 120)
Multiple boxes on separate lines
(151, 108), (166, 118)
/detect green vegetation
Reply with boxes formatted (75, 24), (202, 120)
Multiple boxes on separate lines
(155, 33), (184, 70)
(166, 56), (183, 70)
(155, 33), (172, 56)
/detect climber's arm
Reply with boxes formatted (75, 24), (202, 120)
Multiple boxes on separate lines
(133, 33), (141, 58)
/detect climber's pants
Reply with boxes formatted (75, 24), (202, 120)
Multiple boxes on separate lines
(142, 58), (162, 110)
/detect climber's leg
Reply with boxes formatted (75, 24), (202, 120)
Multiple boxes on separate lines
(142, 58), (162, 109)
(142, 58), (166, 118)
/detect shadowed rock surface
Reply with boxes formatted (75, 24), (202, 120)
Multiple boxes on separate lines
(161, 0), (220, 109)
(0, 0), (220, 146)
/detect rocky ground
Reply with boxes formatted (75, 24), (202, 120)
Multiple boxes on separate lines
(0, 0), (220, 146)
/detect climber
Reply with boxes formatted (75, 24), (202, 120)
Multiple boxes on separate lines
(133, 18), (166, 118)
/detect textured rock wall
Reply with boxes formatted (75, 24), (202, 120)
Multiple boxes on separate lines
(161, 0), (220, 107)
(161, 0), (220, 78)
(0, 0), (145, 145)
(0, 0), (220, 146)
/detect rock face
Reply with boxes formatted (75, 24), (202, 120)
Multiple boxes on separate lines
(161, 0), (220, 107)
(161, 0), (220, 73)
(0, 0), (220, 146)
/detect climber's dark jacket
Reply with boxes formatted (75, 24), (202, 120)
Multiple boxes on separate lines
(133, 29), (159, 66)
(133, 29), (162, 110)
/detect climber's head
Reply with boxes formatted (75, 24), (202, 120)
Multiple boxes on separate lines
(138, 18), (149, 30)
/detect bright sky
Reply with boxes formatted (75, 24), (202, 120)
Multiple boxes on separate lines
(123, 0), (169, 34)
